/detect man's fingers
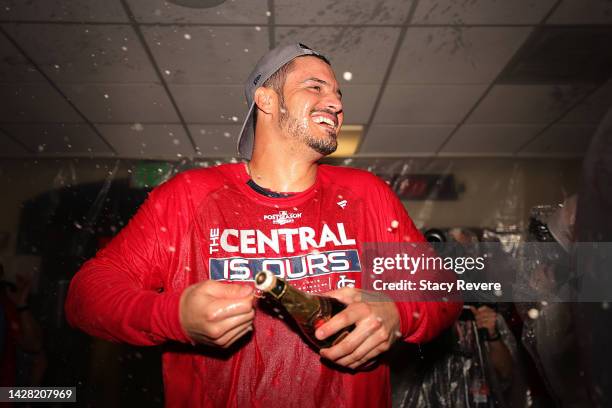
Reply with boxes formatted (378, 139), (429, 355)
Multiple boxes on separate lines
(326, 323), (387, 365)
(348, 343), (387, 370)
(320, 315), (382, 361)
(315, 303), (368, 340)
(204, 310), (255, 339)
(206, 297), (255, 321)
(214, 320), (254, 348)
(203, 281), (253, 299)
(222, 326), (254, 349)
(322, 287), (360, 305)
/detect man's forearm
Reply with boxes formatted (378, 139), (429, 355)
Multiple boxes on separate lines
(65, 261), (189, 346)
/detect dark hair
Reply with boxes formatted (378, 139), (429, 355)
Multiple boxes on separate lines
(253, 54), (331, 125)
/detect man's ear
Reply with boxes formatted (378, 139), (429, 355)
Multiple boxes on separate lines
(254, 87), (276, 115)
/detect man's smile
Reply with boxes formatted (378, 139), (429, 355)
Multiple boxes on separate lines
(310, 111), (338, 131)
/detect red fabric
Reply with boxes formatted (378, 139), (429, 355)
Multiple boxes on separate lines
(65, 163), (461, 407)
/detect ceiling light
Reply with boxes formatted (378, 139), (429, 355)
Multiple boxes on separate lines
(167, 0), (227, 9)
(330, 125), (362, 157)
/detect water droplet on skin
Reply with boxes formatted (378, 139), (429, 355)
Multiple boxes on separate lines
(343, 71), (353, 81)
(527, 308), (539, 319)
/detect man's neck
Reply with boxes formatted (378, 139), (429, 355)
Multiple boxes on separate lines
(247, 154), (318, 193)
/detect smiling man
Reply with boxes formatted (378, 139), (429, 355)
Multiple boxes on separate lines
(65, 43), (461, 407)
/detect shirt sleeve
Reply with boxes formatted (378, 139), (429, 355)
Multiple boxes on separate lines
(364, 174), (462, 344)
(64, 175), (191, 345)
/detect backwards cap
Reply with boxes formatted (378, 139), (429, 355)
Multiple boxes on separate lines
(237, 43), (327, 159)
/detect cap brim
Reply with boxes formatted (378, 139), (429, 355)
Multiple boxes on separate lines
(237, 101), (256, 160)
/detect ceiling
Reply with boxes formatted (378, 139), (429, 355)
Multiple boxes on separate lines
(1, 0), (611, 160)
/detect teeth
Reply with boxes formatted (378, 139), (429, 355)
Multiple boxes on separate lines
(312, 116), (335, 127)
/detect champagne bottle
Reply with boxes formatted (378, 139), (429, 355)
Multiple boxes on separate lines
(255, 270), (354, 349)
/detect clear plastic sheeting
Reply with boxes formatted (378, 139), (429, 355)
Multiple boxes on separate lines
(392, 312), (526, 408)
(573, 107), (612, 408)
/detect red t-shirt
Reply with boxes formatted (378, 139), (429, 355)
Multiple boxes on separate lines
(65, 163), (460, 407)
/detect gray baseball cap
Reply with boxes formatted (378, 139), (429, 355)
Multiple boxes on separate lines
(237, 43), (328, 160)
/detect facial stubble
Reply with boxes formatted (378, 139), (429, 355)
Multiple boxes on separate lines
(278, 96), (338, 156)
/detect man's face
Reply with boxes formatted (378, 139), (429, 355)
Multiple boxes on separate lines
(277, 56), (344, 156)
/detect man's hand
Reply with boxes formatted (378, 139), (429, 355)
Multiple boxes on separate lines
(315, 288), (401, 369)
(470, 305), (497, 337)
(179, 280), (255, 348)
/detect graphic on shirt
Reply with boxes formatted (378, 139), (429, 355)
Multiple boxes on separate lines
(207, 222), (361, 284)
(263, 210), (302, 225)
(209, 249), (361, 281)
(208, 223), (356, 255)
(336, 274), (356, 288)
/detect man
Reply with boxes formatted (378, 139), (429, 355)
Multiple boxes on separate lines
(65, 43), (461, 407)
